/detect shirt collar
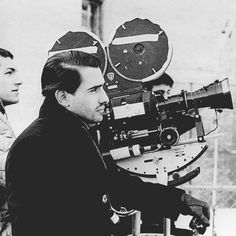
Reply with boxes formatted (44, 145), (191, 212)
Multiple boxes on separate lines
(0, 100), (6, 115)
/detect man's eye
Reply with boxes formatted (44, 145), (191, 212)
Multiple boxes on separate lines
(154, 90), (164, 95)
(5, 71), (13, 75)
(90, 87), (98, 92)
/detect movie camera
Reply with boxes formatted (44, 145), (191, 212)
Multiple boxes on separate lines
(99, 77), (233, 158)
(95, 18), (233, 188)
(48, 18), (234, 221)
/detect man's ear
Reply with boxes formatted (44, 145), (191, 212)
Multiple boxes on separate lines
(55, 90), (71, 108)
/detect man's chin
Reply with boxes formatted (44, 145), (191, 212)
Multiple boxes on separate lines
(94, 115), (103, 123)
(3, 99), (19, 106)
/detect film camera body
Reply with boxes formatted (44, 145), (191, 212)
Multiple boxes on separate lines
(95, 18), (233, 187)
(49, 18), (233, 218)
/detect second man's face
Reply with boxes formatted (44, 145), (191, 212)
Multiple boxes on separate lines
(66, 66), (109, 124)
(0, 56), (23, 106)
(152, 84), (171, 100)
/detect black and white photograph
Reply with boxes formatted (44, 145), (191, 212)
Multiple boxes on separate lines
(0, 0), (236, 235)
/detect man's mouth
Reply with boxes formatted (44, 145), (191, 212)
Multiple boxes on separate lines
(97, 107), (106, 114)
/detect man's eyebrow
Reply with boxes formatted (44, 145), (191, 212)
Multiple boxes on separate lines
(6, 67), (16, 72)
(88, 84), (103, 91)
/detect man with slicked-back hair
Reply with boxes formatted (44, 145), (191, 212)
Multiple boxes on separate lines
(6, 51), (209, 236)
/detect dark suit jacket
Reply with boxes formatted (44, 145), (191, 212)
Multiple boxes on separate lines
(6, 98), (184, 236)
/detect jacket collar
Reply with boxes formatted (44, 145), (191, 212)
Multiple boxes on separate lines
(39, 97), (91, 131)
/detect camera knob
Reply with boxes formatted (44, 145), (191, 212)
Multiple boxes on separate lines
(159, 127), (179, 147)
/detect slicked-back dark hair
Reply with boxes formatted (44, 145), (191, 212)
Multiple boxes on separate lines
(143, 73), (174, 91)
(0, 48), (14, 59)
(41, 50), (101, 97)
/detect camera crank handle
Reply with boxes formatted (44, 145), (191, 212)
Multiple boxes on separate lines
(168, 167), (200, 187)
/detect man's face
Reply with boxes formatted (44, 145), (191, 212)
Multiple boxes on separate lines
(152, 84), (171, 100)
(66, 66), (109, 123)
(0, 55), (22, 106)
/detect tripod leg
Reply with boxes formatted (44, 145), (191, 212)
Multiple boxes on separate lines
(156, 166), (171, 236)
(132, 211), (141, 236)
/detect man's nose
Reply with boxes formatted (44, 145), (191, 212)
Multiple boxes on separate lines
(101, 88), (109, 104)
(163, 92), (168, 100)
(14, 75), (23, 86)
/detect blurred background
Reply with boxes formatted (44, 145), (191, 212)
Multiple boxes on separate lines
(1, 0), (236, 235)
